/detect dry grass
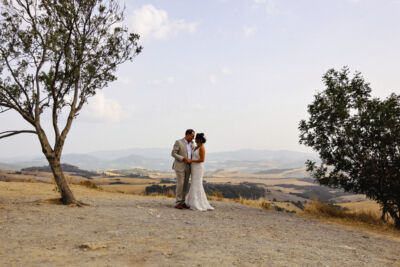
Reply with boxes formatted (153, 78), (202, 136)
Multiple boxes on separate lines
(80, 180), (100, 189)
(205, 193), (274, 210)
(147, 189), (176, 199)
(233, 196), (273, 210)
(101, 184), (149, 195)
(302, 200), (400, 236)
(210, 191), (223, 201)
(141, 189), (274, 210)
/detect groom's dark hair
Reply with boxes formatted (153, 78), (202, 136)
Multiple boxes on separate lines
(185, 129), (194, 136)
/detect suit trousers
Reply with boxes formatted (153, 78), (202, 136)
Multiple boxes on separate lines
(175, 164), (191, 204)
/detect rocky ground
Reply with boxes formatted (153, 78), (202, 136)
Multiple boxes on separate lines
(1, 181), (400, 267)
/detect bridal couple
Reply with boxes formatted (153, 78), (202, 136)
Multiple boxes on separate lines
(171, 129), (214, 211)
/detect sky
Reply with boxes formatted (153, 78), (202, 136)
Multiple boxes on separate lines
(1, 0), (400, 158)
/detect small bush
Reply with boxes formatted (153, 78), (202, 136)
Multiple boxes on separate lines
(145, 184), (175, 195)
(291, 200), (305, 210)
(305, 201), (348, 218)
(159, 179), (173, 184)
(260, 201), (271, 210)
(273, 206), (284, 212)
(80, 180), (98, 189)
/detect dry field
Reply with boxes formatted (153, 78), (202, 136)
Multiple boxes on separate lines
(1, 180), (400, 266)
(205, 168), (309, 179)
(339, 200), (382, 213)
(0, 168), (366, 204)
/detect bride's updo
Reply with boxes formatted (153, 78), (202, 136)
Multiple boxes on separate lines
(195, 133), (207, 144)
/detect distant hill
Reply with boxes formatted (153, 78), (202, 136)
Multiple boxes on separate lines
(0, 148), (320, 172)
(22, 163), (98, 178)
(0, 162), (24, 171)
(255, 168), (294, 174)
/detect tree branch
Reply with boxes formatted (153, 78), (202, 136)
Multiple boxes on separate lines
(0, 86), (35, 126)
(0, 130), (37, 139)
(0, 107), (12, 114)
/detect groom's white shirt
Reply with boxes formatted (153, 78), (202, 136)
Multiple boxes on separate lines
(185, 139), (192, 159)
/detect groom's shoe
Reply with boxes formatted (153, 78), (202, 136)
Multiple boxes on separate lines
(175, 204), (184, 209)
(181, 203), (190, 209)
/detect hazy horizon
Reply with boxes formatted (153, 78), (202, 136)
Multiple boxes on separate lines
(0, 146), (318, 160)
(1, 0), (400, 158)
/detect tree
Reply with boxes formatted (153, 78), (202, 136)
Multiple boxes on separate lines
(299, 67), (400, 228)
(0, 0), (142, 204)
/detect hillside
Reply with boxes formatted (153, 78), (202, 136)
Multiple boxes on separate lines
(1, 181), (399, 266)
(0, 168), (366, 204)
(21, 163), (99, 178)
(0, 148), (319, 171)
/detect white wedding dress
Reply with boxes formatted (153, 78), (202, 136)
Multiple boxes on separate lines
(185, 148), (214, 211)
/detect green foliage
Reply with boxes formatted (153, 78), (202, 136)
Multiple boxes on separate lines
(299, 67), (400, 228)
(0, 0), (141, 117)
(0, 0), (141, 142)
(0, 0), (141, 203)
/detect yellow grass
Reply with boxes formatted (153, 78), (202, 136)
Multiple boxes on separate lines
(338, 200), (381, 213)
(233, 196), (273, 210)
(0, 181), (135, 201)
(101, 184), (149, 194)
(147, 189), (175, 199)
(302, 200), (400, 236)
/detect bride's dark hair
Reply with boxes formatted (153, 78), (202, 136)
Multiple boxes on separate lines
(195, 133), (207, 144)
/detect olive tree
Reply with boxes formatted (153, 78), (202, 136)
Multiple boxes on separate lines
(299, 68), (400, 228)
(0, 0), (142, 204)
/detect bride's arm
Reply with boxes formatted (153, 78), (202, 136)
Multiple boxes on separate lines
(190, 146), (205, 163)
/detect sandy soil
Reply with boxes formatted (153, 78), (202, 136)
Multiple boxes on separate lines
(1, 181), (400, 267)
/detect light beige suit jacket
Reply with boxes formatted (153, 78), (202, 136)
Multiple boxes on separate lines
(171, 138), (194, 171)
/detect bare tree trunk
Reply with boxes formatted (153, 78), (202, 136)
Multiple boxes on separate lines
(47, 156), (77, 204)
(381, 200), (388, 222)
(35, 125), (78, 205)
(388, 209), (400, 229)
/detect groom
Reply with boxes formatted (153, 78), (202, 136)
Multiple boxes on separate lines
(171, 129), (195, 209)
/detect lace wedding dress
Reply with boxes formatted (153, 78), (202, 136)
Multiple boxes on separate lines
(185, 148), (214, 211)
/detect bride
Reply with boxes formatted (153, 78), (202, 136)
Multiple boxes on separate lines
(185, 133), (214, 211)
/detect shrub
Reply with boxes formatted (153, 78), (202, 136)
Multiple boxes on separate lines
(80, 180), (98, 189)
(304, 200), (391, 227)
(260, 201), (271, 210)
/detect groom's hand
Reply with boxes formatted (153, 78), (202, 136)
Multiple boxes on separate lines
(183, 158), (189, 163)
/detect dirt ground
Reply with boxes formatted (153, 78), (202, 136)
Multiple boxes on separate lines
(1, 181), (400, 267)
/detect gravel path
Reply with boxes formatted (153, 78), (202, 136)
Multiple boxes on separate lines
(1, 182), (400, 266)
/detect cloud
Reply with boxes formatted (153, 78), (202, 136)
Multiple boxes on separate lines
(117, 76), (135, 86)
(167, 76), (175, 83)
(148, 79), (162, 86)
(221, 67), (232, 75)
(208, 68), (231, 85)
(129, 5), (198, 41)
(209, 74), (217, 85)
(148, 77), (175, 86)
(254, 0), (278, 15)
(193, 104), (206, 110)
(243, 26), (257, 37)
(83, 93), (125, 123)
